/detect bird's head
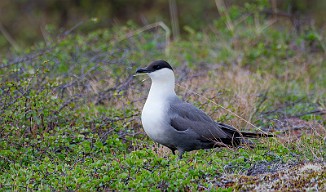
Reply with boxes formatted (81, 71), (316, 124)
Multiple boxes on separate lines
(136, 60), (175, 82)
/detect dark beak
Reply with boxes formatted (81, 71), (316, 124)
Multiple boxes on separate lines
(136, 68), (150, 73)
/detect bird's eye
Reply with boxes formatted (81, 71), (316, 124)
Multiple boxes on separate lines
(153, 65), (161, 70)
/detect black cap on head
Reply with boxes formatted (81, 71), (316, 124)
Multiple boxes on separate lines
(136, 60), (173, 73)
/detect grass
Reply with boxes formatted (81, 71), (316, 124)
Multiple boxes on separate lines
(0, 6), (325, 191)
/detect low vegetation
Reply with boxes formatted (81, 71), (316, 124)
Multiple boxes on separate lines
(0, 5), (325, 191)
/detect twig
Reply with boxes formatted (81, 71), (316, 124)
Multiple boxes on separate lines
(291, 110), (326, 118)
(0, 22), (19, 51)
(117, 22), (171, 55)
(257, 19), (277, 34)
(176, 83), (269, 135)
(278, 125), (308, 133)
(169, 0), (180, 40)
(234, 13), (252, 26)
(40, 26), (52, 46)
(0, 48), (52, 69)
(63, 20), (85, 36)
(261, 97), (306, 116)
(95, 75), (134, 105)
(252, 89), (269, 118)
(215, 0), (234, 33)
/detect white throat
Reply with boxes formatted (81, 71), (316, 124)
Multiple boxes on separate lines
(147, 68), (176, 100)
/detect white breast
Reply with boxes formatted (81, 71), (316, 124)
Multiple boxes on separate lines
(141, 97), (167, 142)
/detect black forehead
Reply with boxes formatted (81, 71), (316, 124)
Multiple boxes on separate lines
(147, 60), (173, 71)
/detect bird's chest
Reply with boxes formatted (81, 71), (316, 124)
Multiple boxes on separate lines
(141, 99), (168, 140)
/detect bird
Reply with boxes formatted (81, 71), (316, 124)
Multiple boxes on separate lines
(136, 60), (272, 159)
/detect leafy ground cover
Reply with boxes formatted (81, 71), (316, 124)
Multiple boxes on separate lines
(0, 5), (325, 191)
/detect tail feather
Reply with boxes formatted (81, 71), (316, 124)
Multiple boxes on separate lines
(217, 122), (273, 138)
(240, 131), (274, 138)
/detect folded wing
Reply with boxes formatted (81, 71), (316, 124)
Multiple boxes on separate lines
(169, 98), (233, 142)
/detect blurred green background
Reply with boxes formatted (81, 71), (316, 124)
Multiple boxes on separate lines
(0, 0), (325, 54)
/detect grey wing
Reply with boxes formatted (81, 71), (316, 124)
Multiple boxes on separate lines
(168, 99), (230, 140)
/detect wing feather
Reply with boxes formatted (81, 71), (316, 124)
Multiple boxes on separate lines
(168, 98), (230, 140)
